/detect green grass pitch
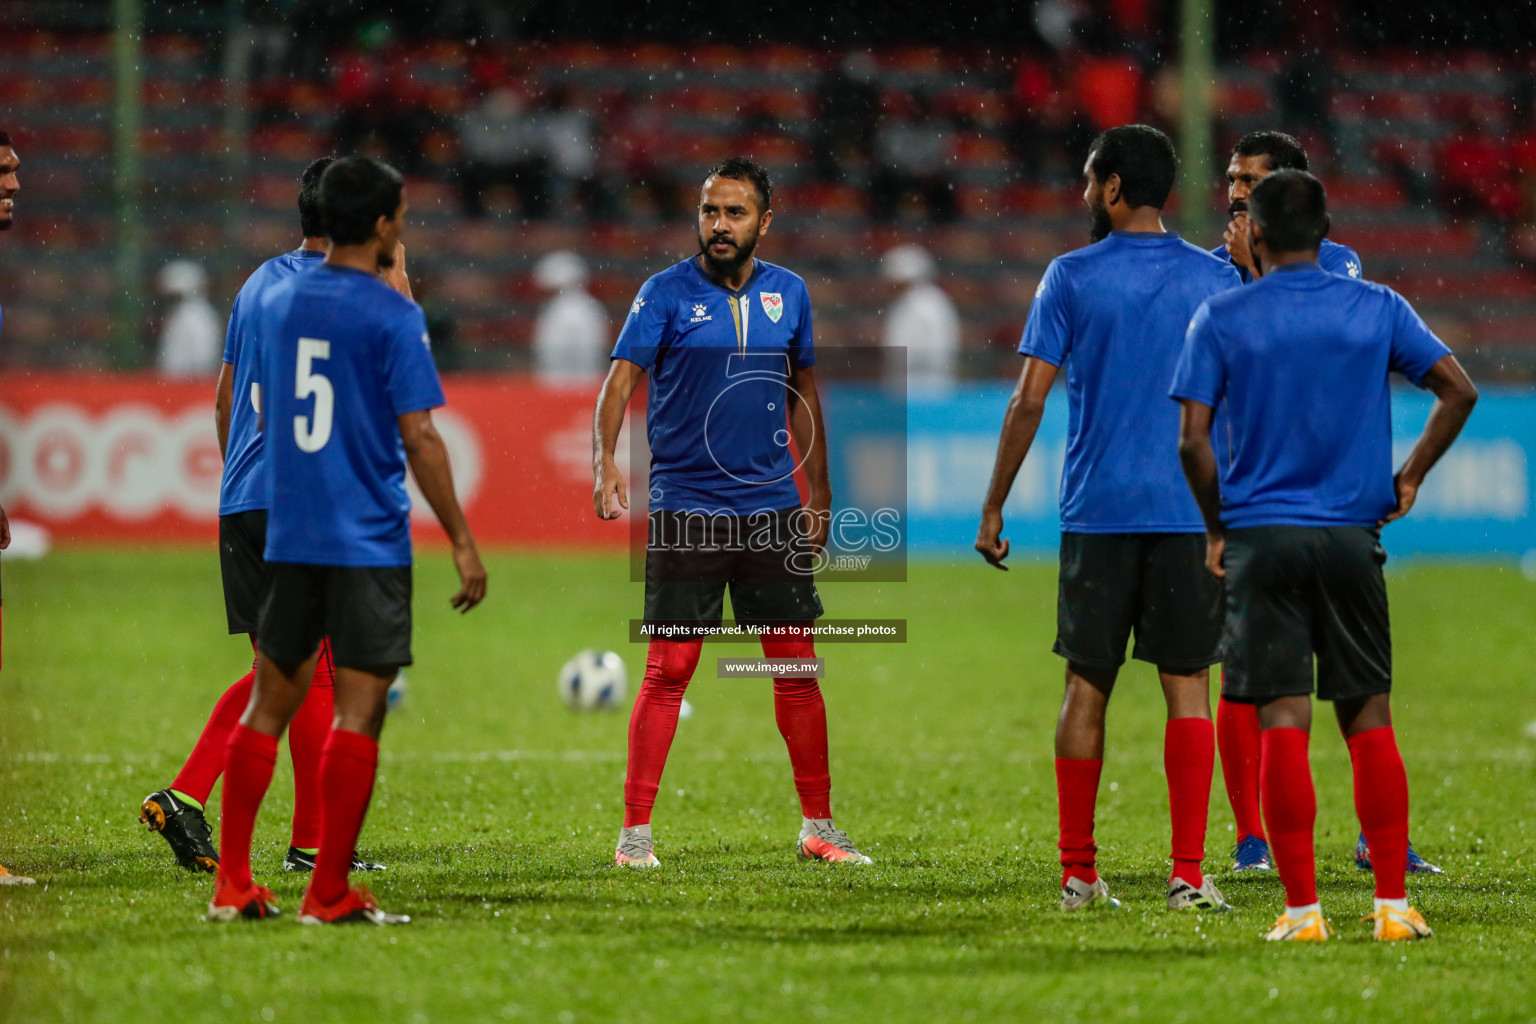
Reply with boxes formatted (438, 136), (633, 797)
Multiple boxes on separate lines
(2, 549), (1533, 1023)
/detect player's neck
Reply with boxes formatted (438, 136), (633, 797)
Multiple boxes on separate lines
(299, 236), (327, 253)
(1258, 249), (1320, 270)
(1112, 207), (1167, 234)
(696, 254), (755, 293)
(326, 242), (384, 276)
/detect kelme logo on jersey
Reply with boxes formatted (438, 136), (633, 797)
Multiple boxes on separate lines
(760, 292), (783, 323)
(690, 303), (712, 323)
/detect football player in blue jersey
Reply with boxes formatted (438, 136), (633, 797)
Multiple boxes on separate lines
(977, 126), (1241, 912)
(1208, 130), (1442, 878)
(593, 157), (872, 869)
(140, 158), (401, 879)
(1172, 169), (1475, 939)
(209, 156), (485, 925)
(1214, 131), (1363, 284)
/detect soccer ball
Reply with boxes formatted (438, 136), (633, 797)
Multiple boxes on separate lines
(387, 669), (408, 711)
(558, 650), (628, 712)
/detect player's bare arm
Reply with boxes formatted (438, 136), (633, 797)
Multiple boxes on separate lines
(1385, 354), (1478, 524)
(381, 241), (413, 299)
(786, 363), (830, 552)
(1176, 400), (1225, 577)
(400, 408), (487, 611)
(975, 356), (1057, 570)
(592, 357), (643, 519)
(214, 360), (235, 458)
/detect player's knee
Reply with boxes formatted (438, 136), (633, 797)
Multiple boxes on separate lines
(644, 640), (701, 687)
(1065, 662), (1117, 698)
(772, 677), (822, 706)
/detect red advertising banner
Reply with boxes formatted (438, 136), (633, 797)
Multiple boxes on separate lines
(0, 373), (633, 548)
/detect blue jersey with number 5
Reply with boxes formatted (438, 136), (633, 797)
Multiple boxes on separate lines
(256, 264), (445, 567)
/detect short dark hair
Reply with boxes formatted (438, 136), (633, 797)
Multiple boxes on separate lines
(705, 156), (772, 212)
(1232, 130), (1308, 172)
(1249, 169), (1329, 254)
(298, 157), (334, 238)
(1086, 125), (1177, 209)
(319, 156), (404, 246)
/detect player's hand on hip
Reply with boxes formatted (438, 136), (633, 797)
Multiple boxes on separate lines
(974, 508), (1009, 570)
(1204, 531), (1226, 578)
(450, 540), (488, 612)
(593, 460), (628, 520)
(1382, 472), (1419, 524)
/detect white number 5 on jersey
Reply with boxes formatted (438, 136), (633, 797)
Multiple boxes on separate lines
(293, 338), (334, 453)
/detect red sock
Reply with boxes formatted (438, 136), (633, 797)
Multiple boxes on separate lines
(217, 724), (278, 893)
(765, 627), (831, 819)
(1217, 695), (1266, 842)
(306, 728), (379, 908)
(286, 639), (336, 850)
(1165, 717), (1215, 887)
(171, 668), (255, 804)
(1348, 726), (1410, 901)
(622, 640), (701, 827)
(1260, 727), (1317, 907)
(1056, 757), (1102, 886)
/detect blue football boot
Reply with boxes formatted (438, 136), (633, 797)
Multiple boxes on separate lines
(1355, 833), (1444, 875)
(1230, 833), (1273, 872)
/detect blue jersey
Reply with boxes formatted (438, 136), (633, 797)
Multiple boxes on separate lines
(257, 264), (445, 567)
(1169, 263), (1451, 530)
(220, 248), (326, 515)
(1210, 236), (1362, 284)
(611, 257), (814, 515)
(1019, 231), (1241, 533)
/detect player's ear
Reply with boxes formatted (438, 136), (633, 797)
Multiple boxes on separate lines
(1105, 173), (1121, 207)
(758, 208), (772, 234)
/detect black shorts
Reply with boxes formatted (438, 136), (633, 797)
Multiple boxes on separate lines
(644, 507), (824, 632)
(1220, 525), (1391, 705)
(257, 562), (413, 672)
(219, 510), (268, 635)
(1054, 532), (1224, 673)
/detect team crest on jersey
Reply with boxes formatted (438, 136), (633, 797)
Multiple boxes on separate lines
(760, 292), (783, 323)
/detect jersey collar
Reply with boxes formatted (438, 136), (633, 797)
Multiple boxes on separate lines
(689, 254), (764, 296)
